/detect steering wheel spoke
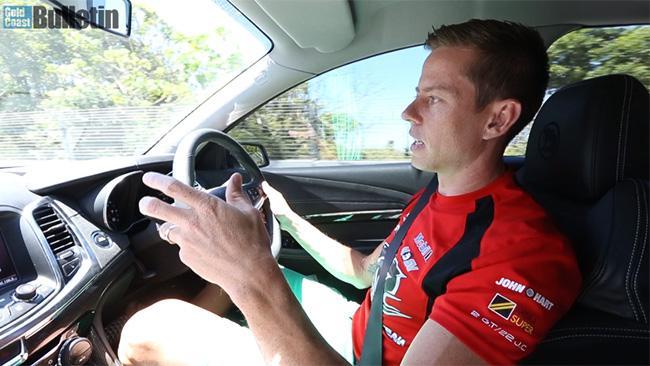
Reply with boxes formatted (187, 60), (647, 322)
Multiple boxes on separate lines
(204, 183), (265, 211)
(172, 128), (281, 258)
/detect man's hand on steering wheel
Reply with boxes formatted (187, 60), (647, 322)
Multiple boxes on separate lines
(139, 171), (277, 299)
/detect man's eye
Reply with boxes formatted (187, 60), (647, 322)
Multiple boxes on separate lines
(428, 96), (440, 105)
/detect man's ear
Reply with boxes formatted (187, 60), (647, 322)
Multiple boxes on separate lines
(482, 99), (522, 140)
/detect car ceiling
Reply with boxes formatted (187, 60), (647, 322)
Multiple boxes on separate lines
(234, 0), (649, 75)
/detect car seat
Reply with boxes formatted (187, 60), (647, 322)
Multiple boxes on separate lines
(517, 74), (649, 364)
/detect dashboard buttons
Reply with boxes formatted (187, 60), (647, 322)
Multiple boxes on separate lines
(56, 248), (82, 280)
(8, 301), (35, 318)
(247, 187), (260, 201)
(36, 284), (54, 298)
(58, 337), (92, 366)
(91, 231), (110, 248)
(0, 307), (10, 327)
(14, 284), (37, 301)
(62, 259), (81, 277)
(57, 249), (75, 261)
(0, 293), (12, 307)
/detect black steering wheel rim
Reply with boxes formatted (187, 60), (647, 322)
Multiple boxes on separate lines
(172, 128), (264, 190)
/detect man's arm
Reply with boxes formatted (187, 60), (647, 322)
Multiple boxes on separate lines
(232, 260), (350, 365)
(401, 319), (487, 365)
(263, 182), (382, 289)
(139, 173), (351, 365)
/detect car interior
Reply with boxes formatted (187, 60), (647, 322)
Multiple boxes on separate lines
(0, 0), (647, 365)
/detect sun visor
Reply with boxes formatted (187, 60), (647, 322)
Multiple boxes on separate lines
(254, 0), (355, 53)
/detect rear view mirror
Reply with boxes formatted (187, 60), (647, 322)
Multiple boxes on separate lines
(45, 0), (131, 37)
(241, 143), (270, 168)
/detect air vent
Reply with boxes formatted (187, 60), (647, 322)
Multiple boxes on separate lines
(33, 205), (75, 254)
(33, 204), (82, 279)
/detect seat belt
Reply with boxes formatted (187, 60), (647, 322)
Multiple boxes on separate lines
(359, 178), (438, 365)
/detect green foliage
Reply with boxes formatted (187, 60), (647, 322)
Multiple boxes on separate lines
(230, 83), (339, 160)
(0, 4), (240, 111)
(505, 25), (649, 157)
(0, 1), (244, 160)
(548, 26), (650, 90)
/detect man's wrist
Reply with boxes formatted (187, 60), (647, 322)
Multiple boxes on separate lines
(226, 255), (283, 307)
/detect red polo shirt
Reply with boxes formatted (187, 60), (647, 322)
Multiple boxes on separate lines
(352, 170), (581, 365)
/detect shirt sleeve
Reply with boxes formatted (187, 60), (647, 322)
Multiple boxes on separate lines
(429, 232), (581, 365)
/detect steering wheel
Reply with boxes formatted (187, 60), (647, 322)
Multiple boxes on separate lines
(172, 128), (281, 258)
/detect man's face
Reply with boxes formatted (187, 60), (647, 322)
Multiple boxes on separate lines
(402, 46), (492, 174)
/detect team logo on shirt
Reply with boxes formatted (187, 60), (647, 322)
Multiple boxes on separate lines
(488, 293), (517, 320)
(383, 258), (412, 319)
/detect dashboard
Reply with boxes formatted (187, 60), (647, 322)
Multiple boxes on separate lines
(0, 144), (256, 365)
(0, 155), (180, 366)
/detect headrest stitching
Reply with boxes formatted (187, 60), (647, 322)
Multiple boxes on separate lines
(625, 179), (642, 322)
(632, 180), (648, 323)
(541, 333), (649, 344)
(615, 76), (630, 181)
(550, 326), (648, 333)
(620, 76), (633, 180)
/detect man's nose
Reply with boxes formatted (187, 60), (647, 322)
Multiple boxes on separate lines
(401, 100), (420, 124)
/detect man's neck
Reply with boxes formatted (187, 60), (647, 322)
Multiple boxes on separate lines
(436, 157), (505, 197)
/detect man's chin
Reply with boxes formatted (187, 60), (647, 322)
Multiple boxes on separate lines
(410, 158), (436, 173)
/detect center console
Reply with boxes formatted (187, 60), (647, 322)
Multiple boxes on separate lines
(0, 199), (129, 365)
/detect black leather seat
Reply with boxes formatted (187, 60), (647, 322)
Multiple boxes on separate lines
(517, 74), (649, 365)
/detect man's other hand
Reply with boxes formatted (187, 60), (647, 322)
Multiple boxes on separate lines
(138, 172), (275, 299)
(261, 181), (294, 218)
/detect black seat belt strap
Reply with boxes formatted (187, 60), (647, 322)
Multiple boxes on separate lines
(358, 178), (438, 365)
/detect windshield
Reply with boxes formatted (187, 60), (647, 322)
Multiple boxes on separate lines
(0, 0), (271, 165)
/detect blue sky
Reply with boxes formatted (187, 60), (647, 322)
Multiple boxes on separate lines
(309, 46), (430, 150)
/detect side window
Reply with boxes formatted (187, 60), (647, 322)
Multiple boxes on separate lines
(229, 46), (429, 165)
(505, 25), (650, 156)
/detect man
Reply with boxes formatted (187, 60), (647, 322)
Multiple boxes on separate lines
(119, 19), (581, 365)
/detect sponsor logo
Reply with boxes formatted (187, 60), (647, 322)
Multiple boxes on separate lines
(383, 325), (406, 347)
(526, 288), (535, 297)
(400, 246), (419, 272)
(495, 277), (555, 311)
(413, 232), (433, 261)
(528, 290), (554, 311)
(510, 314), (534, 334)
(470, 310), (528, 352)
(495, 277), (526, 293)
(488, 293), (517, 320)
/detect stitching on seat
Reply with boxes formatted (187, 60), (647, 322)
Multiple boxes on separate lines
(542, 334), (649, 344)
(550, 327), (649, 333)
(621, 76), (634, 180)
(625, 180), (642, 321)
(632, 180), (648, 323)
(615, 76), (629, 181)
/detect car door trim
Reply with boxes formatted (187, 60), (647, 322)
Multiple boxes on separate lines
(303, 209), (402, 224)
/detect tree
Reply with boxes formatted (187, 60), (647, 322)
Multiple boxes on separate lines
(0, 1), (246, 160)
(548, 26), (649, 90)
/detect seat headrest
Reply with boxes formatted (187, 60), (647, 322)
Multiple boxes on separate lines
(522, 74), (649, 201)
